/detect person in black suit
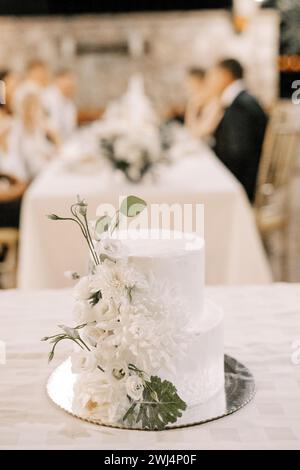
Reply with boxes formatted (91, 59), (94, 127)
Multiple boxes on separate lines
(208, 59), (267, 202)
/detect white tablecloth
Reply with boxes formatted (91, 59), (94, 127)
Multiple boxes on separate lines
(1, 284), (300, 450)
(18, 144), (271, 289)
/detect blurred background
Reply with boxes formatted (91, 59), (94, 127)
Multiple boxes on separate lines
(0, 0), (300, 288)
(0, 1), (280, 112)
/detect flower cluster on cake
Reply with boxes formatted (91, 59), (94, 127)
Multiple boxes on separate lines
(43, 196), (224, 430)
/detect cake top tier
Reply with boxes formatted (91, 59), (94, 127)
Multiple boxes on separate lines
(111, 228), (205, 327)
(112, 229), (204, 258)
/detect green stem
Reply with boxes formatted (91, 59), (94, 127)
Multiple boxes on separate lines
(74, 323), (88, 330)
(71, 206), (99, 267)
(55, 215), (96, 265)
(110, 210), (120, 236)
(78, 338), (91, 352)
(83, 213), (100, 265)
(68, 337), (85, 350)
(77, 335), (105, 372)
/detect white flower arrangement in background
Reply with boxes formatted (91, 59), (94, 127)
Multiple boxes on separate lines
(100, 128), (162, 183)
(42, 195), (187, 429)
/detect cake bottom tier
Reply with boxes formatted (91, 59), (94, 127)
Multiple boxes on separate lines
(158, 300), (224, 407)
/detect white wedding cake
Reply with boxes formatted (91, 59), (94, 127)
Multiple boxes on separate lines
(44, 197), (224, 430)
(114, 230), (224, 407)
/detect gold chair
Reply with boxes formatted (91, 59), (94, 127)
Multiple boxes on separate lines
(254, 104), (300, 280)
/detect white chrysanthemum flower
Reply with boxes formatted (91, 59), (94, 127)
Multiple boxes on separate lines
(81, 324), (109, 348)
(91, 260), (147, 303)
(71, 350), (98, 374)
(72, 371), (127, 423)
(126, 375), (144, 401)
(92, 297), (119, 322)
(73, 301), (96, 324)
(95, 342), (120, 367)
(96, 238), (129, 261)
(73, 276), (93, 301)
(71, 244), (190, 420)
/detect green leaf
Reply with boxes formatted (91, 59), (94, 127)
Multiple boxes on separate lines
(88, 290), (102, 306)
(119, 196), (146, 218)
(95, 215), (112, 236)
(122, 375), (187, 430)
(99, 253), (116, 264)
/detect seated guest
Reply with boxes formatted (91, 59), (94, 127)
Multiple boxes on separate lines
(0, 69), (20, 115)
(0, 103), (24, 178)
(208, 59), (267, 202)
(43, 68), (77, 141)
(185, 68), (223, 141)
(14, 59), (51, 110)
(18, 59), (50, 93)
(0, 104), (27, 180)
(0, 103), (13, 174)
(0, 72), (23, 178)
(10, 91), (59, 181)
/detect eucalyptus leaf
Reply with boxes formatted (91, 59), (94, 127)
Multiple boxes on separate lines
(120, 196), (146, 218)
(95, 215), (112, 236)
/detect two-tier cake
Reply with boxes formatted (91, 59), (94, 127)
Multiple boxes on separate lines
(44, 198), (224, 430)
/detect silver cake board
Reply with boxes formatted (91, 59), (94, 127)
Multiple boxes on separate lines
(46, 354), (255, 431)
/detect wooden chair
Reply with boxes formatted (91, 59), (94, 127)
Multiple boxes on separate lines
(0, 174), (26, 288)
(254, 104), (300, 279)
(0, 227), (19, 288)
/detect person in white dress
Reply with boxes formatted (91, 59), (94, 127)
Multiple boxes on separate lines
(13, 59), (51, 112)
(10, 90), (60, 182)
(9, 60), (60, 181)
(43, 69), (77, 142)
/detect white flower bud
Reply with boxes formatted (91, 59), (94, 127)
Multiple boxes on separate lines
(126, 375), (144, 401)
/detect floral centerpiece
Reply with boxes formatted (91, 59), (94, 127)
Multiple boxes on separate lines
(100, 129), (163, 183)
(42, 196), (187, 430)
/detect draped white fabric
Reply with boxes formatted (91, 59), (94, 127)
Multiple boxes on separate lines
(18, 144), (271, 289)
(1, 283), (300, 450)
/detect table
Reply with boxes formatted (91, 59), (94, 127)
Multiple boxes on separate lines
(18, 142), (271, 289)
(1, 283), (300, 450)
